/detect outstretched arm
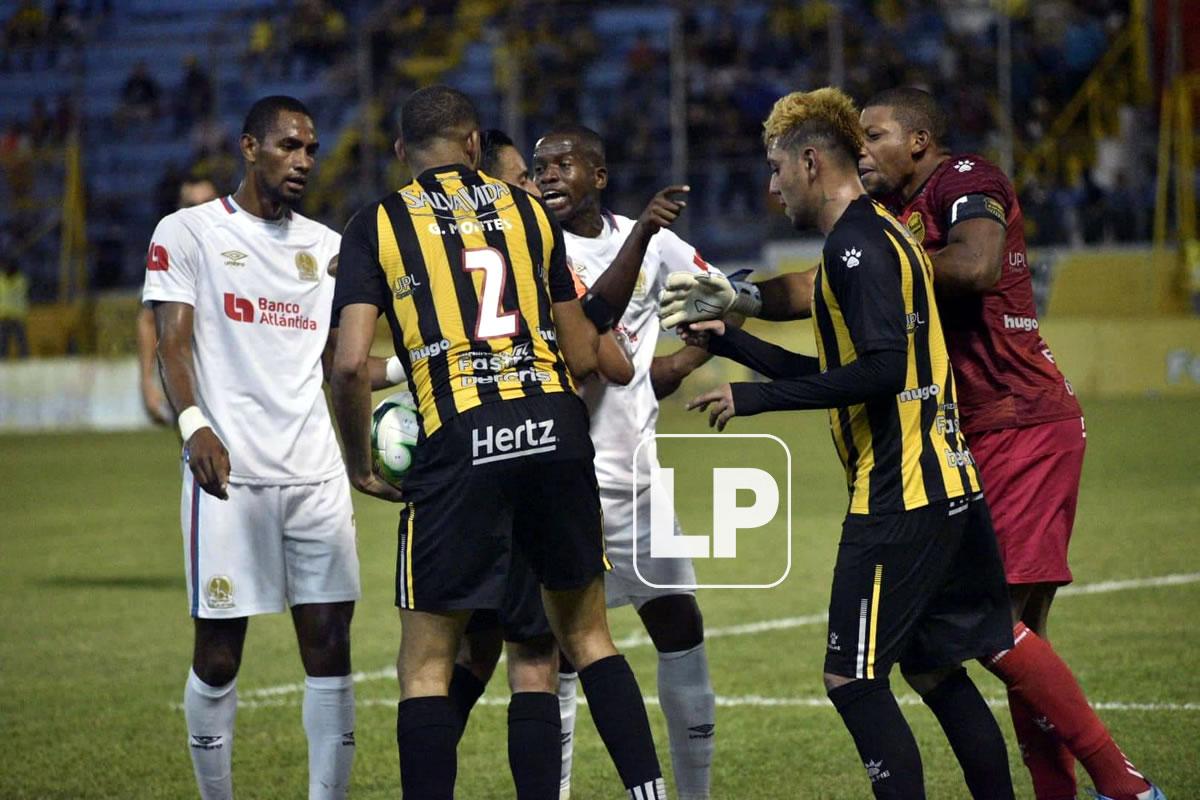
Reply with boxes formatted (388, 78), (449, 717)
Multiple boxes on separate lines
(687, 348), (907, 431)
(583, 186), (689, 330)
(754, 267), (816, 320)
(323, 327), (405, 390)
(679, 320), (818, 380)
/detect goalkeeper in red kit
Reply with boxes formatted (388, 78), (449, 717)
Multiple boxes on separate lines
(661, 87), (1165, 800)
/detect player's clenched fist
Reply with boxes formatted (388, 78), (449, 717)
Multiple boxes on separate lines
(636, 185), (689, 234)
(185, 427), (230, 500)
(687, 383), (738, 431)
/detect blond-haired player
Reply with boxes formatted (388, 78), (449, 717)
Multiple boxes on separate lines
(684, 88), (1015, 799)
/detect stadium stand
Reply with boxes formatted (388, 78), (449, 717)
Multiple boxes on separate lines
(0, 1), (1181, 326)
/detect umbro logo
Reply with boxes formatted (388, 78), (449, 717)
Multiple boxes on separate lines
(341, 731), (356, 747)
(688, 723), (715, 740)
(222, 250), (249, 267)
(841, 248), (862, 268)
(560, 732), (572, 746)
(953, 159), (975, 173)
(190, 734), (223, 750)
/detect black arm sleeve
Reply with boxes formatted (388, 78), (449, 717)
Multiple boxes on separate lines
(707, 326), (820, 380)
(825, 229), (908, 355)
(331, 206), (389, 327)
(730, 348), (907, 415)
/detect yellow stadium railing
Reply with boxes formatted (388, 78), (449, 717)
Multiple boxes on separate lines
(1153, 72), (1200, 311)
(1015, 21), (1148, 189)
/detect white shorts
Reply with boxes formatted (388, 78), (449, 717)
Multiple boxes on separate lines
(180, 471), (361, 618)
(601, 482), (696, 609)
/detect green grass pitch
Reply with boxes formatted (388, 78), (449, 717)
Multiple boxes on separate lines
(1, 396), (1197, 798)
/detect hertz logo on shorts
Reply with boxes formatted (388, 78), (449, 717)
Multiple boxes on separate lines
(471, 419), (558, 465)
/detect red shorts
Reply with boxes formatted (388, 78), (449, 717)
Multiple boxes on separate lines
(968, 416), (1087, 585)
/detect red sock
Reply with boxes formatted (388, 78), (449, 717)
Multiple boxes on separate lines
(985, 623), (1151, 800)
(1007, 688), (1077, 799)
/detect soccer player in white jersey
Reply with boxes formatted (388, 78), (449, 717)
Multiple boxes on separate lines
(143, 95), (402, 800)
(532, 125), (723, 800)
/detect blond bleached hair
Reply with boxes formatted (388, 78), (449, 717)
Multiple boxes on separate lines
(762, 87), (864, 162)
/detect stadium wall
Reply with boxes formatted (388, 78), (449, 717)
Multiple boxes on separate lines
(2, 250), (1197, 432)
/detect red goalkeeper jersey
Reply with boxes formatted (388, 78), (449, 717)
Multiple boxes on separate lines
(889, 154), (1081, 433)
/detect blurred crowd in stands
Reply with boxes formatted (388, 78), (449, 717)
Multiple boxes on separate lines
(0, 0), (1168, 317)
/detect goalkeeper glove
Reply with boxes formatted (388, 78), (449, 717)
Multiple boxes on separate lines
(658, 271), (762, 329)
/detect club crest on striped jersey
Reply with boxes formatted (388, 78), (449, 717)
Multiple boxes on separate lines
(906, 212), (925, 242)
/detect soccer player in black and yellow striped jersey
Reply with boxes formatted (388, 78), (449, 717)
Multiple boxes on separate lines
(685, 89), (1015, 799)
(330, 86), (665, 800)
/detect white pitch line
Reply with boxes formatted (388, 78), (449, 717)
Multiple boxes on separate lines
(225, 694), (1200, 713)
(217, 571), (1199, 706)
(1058, 572), (1200, 596)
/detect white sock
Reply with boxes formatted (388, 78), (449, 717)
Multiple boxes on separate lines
(557, 670), (579, 799)
(658, 643), (715, 800)
(302, 674), (356, 800)
(184, 669), (236, 800)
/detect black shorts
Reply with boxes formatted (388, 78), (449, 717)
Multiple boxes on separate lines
(823, 495), (1013, 680)
(464, 544), (552, 643)
(396, 393), (607, 611)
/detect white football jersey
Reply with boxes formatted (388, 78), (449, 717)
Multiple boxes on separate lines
(565, 212), (720, 491)
(142, 195), (344, 485)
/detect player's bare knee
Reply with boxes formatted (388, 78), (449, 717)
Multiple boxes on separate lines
(192, 618), (246, 685)
(458, 629), (503, 684)
(638, 593), (704, 653)
(507, 636), (558, 693)
(557, 632), (616, 673)
(194, 647), (241, 686)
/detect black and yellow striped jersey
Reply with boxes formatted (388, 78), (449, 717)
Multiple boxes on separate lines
(812, 196), (980, 514)
(333, 164), (578, 439)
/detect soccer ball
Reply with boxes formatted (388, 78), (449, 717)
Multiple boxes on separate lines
(371, 390), (420, 486)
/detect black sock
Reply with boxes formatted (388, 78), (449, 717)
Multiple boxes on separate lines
(448, 663), (487, 738)
(829, 679), (926, 799)
(558, 649), (576, 674)
(921, 668), (1015, 800)
(507, 692), (561, 800)
(396, 697), (458, 800)
(578, 655), (663, 796)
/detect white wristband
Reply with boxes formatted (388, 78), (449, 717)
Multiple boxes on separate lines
(177, 405), (212, 443)
(385, 355), (407, 385)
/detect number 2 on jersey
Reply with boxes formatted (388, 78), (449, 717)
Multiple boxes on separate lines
(463, 248), (519, 339)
